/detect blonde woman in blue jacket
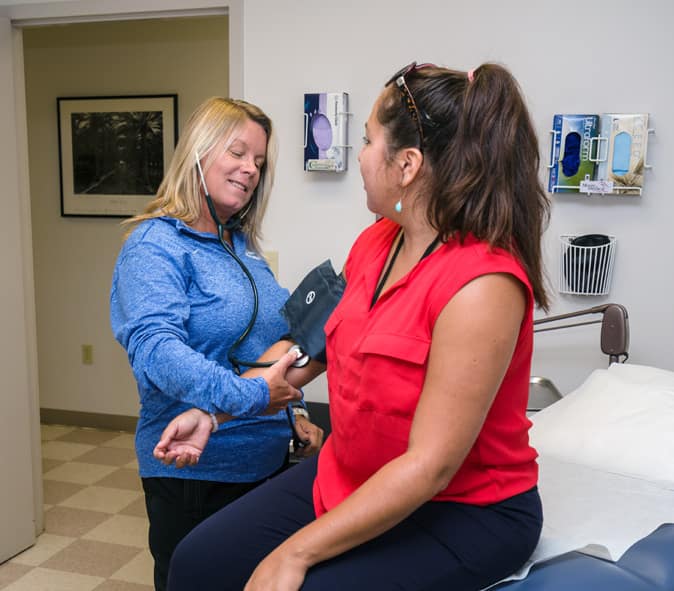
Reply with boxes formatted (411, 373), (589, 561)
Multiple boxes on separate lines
(110, 97), (323, 591)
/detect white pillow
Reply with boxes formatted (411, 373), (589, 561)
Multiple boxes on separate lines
(606, 362), (674, 389)
(530, 364), (674, 482)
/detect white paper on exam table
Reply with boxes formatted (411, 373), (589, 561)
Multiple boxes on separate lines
(533, 455), (674, 562)
(486, 455), (674, 588)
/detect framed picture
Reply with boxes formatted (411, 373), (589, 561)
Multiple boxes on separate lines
(57, 94), (178, 217)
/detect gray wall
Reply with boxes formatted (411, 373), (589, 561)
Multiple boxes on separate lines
(242, 0), (674, 400)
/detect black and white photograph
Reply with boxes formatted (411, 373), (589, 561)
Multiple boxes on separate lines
(57, 94), (177, 217)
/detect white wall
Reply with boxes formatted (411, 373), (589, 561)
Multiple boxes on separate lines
(244, 0), (674, 399)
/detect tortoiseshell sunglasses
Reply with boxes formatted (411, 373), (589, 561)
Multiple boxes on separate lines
(385, 61), (436, 151)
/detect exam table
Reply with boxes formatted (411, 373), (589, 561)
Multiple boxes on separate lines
(494, 304), (674, 591)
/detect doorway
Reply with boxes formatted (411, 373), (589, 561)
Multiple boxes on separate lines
(1, 1), (239, 562)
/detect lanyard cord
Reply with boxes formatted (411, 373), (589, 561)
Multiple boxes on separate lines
(370, 231), (441, 309)
(371, 232), (405, 309)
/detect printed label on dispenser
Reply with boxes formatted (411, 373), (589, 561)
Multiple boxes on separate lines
(579, 179), (614, 194)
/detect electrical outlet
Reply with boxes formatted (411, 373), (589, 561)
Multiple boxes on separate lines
(82, 344), (93, 365)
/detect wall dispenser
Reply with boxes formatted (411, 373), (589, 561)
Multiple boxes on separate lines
(303, 92), (350, 172)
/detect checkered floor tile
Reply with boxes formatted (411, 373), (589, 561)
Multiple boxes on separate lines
(0, 425), (153, 591)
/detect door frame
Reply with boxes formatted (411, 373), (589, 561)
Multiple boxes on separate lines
(1, 0), (242, 555)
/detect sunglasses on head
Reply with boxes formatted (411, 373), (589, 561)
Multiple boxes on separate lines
(385, 61), (436, 150)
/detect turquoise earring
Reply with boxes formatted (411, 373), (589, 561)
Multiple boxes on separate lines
(394, 200), (402, 213)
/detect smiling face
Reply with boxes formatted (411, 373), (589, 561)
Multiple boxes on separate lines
(198, 117), (267, 230)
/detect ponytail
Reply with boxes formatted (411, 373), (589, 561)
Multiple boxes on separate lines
(378, 63), (550, 309)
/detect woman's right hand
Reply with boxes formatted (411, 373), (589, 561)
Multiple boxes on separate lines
(258, 350), (304, 415)
(153, 351), (303, 467)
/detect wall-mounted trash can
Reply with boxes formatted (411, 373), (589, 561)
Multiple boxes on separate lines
(559, 234), (616, 296)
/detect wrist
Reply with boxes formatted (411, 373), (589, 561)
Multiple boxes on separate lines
(188, 408), (211, 424)
(292, 406), (310, 420)
(280, 537), (318, 571)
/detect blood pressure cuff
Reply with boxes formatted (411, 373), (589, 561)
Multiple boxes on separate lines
(280, 260), (345, 364)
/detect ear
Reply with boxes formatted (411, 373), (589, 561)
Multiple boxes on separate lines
(395, 147), (424, 188)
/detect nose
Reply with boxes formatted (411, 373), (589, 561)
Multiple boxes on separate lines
(240, 155), (258, 176)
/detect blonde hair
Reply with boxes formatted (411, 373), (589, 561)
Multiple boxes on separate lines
(123, 97), (277, 253)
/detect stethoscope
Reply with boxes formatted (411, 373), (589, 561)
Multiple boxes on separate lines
(195, 153), (309, 445)
(195, 152), (269, 374)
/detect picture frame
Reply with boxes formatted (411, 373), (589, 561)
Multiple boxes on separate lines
(57, 94), (178, 217)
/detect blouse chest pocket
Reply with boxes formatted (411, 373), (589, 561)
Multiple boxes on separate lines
(354, 333), (431, 416)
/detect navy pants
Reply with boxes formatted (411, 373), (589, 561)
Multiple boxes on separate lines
(168, 455), (542, 591)
(143, 476), (266, 591)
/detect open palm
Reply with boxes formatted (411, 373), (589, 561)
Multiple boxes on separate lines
(153, 409), (213, 468)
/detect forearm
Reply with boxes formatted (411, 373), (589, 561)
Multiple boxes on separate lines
(278, 450), (452, 568)
(190, 341), (319, 426)
(133, 336), (269, 416)
(241, 340), (326, 388)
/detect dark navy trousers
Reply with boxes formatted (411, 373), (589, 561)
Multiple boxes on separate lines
(143, 476), (265, 591)
(167, 455), (542, 591)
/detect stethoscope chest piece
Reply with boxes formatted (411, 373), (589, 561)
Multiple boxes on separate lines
(288, 344), (311, 368)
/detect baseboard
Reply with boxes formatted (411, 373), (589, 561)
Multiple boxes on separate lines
(40, 408), (137, 433)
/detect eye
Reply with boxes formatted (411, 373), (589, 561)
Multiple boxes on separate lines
(228, 148), (244, 158)
(362, 136), (370, 145)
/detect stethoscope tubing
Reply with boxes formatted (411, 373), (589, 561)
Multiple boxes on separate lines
(196, 153), (306, 447)
(216, 222), (306, 448)
(214, 224), (273, 375)
(196, 151), (275, 375)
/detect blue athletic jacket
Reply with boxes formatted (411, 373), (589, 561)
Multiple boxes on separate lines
(110, 216), (293, 481)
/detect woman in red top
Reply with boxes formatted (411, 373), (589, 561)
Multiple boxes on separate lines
(156, 62), (550, 591)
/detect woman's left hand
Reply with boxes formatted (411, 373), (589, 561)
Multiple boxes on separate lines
(153, 408), (213, 467)
(292, 416), (324, 457)
(244, 548), (308, 591)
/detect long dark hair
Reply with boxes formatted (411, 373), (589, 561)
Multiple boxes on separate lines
(378, 63), (550, 310)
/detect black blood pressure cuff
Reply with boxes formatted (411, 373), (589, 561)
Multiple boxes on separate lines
(280, 260), (345, 364)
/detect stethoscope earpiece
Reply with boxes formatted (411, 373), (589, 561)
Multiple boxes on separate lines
(195, 151), (248, 233)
